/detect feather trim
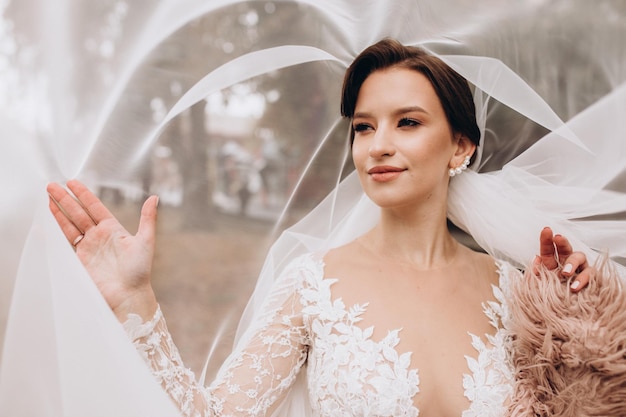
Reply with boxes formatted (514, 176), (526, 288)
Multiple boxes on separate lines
(507, 256), (626, 416)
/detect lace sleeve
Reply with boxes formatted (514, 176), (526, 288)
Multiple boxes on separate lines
(123, 265), (310, 417)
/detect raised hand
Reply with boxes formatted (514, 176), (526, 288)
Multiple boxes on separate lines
(533, 226), (591, 292)
(47, 180), (159, 321)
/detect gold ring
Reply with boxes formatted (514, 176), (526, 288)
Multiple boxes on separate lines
(72, 234), (85, 246)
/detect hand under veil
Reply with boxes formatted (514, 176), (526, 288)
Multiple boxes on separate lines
(1, 1), (626, 416)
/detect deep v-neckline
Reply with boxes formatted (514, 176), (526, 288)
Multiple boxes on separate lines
(297, 253), (516, 417)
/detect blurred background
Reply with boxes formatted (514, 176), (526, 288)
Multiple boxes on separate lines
(1, 0), (625, 385)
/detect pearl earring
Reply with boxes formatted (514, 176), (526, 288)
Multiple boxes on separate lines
(449, 155), (471, 177)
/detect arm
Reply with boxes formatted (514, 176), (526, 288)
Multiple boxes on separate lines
(125, 284), (308, 417)
(47, 180), (309, 416)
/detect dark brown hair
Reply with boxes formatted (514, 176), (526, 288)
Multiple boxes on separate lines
(341, 38), (480, 148)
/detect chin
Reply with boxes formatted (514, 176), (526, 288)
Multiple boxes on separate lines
(365, 192), (419, 210)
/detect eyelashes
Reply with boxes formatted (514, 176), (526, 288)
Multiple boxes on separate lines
(352, 117), (421, 132)
(397, 117), (420, 127)
(353, 123), (372, 132)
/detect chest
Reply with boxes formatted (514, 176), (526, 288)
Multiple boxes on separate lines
(298, 261), (513, 417)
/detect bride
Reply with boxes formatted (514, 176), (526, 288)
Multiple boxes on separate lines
(46, 39), (597, 417)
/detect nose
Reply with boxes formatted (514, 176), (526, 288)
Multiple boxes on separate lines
(368, 127), (395, 158)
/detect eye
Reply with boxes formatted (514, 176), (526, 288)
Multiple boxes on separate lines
(398, 117), (420, 128)
(353, 122), (373, 133)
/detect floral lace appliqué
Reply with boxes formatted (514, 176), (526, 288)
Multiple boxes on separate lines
(123, 265), (310, 417)
(462, 260), (517, 417)
(297, 255), (420, 417)
(297, 255), (515, 417)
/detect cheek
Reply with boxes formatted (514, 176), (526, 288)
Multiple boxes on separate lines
(351, 142), (367, 168)
(407, 134), (454, 165)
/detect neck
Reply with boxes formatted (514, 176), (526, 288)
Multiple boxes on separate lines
(361, 198), (458, 270)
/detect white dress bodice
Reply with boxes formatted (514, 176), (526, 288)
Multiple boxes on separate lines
(125, 253), (519, 417)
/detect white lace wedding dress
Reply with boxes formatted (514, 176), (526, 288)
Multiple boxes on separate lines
(126, 253), (518, 417)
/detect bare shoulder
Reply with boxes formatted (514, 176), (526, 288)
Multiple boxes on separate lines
(323, 240), (360, 266)
(322, 239), (371, 280)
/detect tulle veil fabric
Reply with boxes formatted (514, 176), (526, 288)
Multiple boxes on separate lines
(1, 1), (626, 415)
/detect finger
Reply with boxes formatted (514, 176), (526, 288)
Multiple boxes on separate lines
(49, 195), (84, 245)
(538, 226), (558, 269)
(66, 180), (117, 225)
(561, 252), (589, 277)
(561, 251), (590, 292)
(570, 266), (593, 292)
(47, 182), (93, 233)
(553, 234), (573, 262)
(137, 195), (159, 244)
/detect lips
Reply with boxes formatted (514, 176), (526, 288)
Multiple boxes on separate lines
(367, 165), (405, 182)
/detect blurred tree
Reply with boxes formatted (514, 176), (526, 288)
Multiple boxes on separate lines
(256, 61), (348, 215)
(147, 1), (348, 228)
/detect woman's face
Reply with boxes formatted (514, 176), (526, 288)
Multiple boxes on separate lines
(351, 66), (467, 210)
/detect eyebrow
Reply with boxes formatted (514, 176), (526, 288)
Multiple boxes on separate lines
(353, 106), (429, 119)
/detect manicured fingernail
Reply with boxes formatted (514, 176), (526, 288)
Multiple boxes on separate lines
(562, 263), (573, 274)
(570, 280), (580, 290)
(155, 195), (159, 208)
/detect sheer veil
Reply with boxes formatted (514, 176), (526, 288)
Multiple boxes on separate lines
(1, 1), (625, 415)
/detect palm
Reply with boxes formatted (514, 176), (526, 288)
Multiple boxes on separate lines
(47, 180), (158, 317)
(78, 219), (151, 309)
